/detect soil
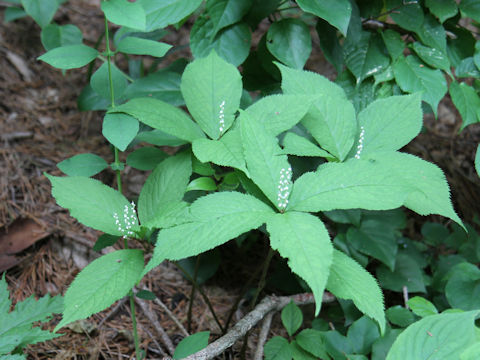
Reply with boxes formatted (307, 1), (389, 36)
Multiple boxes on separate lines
(1, 1), (480, 359)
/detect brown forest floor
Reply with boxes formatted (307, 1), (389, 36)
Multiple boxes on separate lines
(1, 1), (480, 359)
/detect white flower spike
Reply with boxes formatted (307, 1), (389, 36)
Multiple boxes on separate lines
(277, 167), (292, 209)
(354, 126), (365, 160)
(219, 100), (225, 133)
(113, 201), (137, 238)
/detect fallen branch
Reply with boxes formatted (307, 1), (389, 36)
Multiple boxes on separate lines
(253, 311), (274, 360)
(182, 292), (336, 360)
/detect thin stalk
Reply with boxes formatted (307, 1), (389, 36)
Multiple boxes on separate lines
(104, 15), (123, 195)
(187, 255), (201, 332)
(175, 262), (225, 333)
(130, 291), (142, 359)
(104, 10), (140, 357)
(240, 248), (275, 360)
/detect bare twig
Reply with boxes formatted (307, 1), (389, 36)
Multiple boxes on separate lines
(403, 286), (409, 308)
(1, 132), (33, 141)
(253, 311), (274, 360)
(183, 292), (336, 360)
(137, 321), (167, 357)
(134, 294), (175, 355)
(98, 296), (128, 328)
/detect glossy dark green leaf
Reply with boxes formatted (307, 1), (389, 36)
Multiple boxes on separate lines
(347, 316), (380, 355)
(316, 18), (343, 72)
(459, 0), (480, 22)
(297, 0), (352, 35)
(343, 31), (389, 84)
(381, 29), (404, 60)
(445, 262), (480, 310)
(93, 234), (119, 252)
(139, 0), (203, 31)
(135, 290), (156, 300)
(386, 306), (415, 328)
(206, 0), (253, 39)
(173, 331), (210, 359)
(455, 57), (480, 78)
(40, 23), (83, 51)
(77, 85), (110, 111)
(21, 0), (58, 28)
(416, 15), (447, 54)
(426, 0), (458, 23)
(102, 113), (139, 151)
(126, 147), (168, 171)
(101, 0), (146, 31)
(177, 250), (221, 285)
(411, 42), (450, 73)
(57, 153), (108, 177)
(4, 7), (27, 22)
(386, 0), (424, 32)
(266, 18), (312, 69)
(393, 55), (447, 116)
(376, 251), (427, 293)
(371, 328), (401, 360)
(90, 62), (128, 101)
(447, 27), (476, 67)
(124, 71), (183, 106)
(38, 44), (98, 70)
(449, 81), (480, 130)
(191, 17), (251, 66)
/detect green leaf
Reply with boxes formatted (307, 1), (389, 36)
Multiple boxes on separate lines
(347, 316), (380, 355)
(4, 7), (27, 22)
(327, 250), (385, 334)
(296, 329), (329, 359)
(316, 18), (343, 72)
(116, 37), (171, 57)
(426, 0), (458, 23)
(138, 152), (191, 225)
(344, 31), (390, 84)
(281, 132), (331, 158)
(387, 0), (423, 32)
(101, 0), (146, 31)
(455, 57), (480, 78)
(186, 177), (217, 192)
(300, 94), (356, 161)
(126, 147), (168, 171)
(266, 18), (312, 69)
(102, 113), (139, 151)
(371, 328), (401, 360)
(381, 30), (405, 61)
(356, 94), (422, 156)
(449, 81), (480, 130)
(296, 0), (352, 35)
(191, 17), (251, 66)
(136, 290), (156, 300)
(240, 113), (292, 210)
(206, 0), (253, 39)
(281, 301), (303, 336)
(192, 128), (248, 173)
(57, 153), (108, 177)
(139, 0), (203, 31)
(376, 251), (426, 293)
(143, 192), (273, 275)
(393, 55), (447, 116)
(40, 24), (83, 51)
(181, 50), (242, 139)
(90, 62), (127, 101)
(386, 311), (480, 360)
(278, 63), (347, 100)
(386, 306), (415, 327)
(46, 175), (138, 236)
(445, 262), (480, 310)
(177, 250), (221, 285)
(475, 144), (480, 177)
(21, 0), (58, 28)
(416, 14), (447, 54)
(459, 0), (480, 23)
(244, 95), (312, 136)
(93, 234), (118, 252)
(461, 343), (480, 360)
(55, 249), (144, 330)
(77, 84), (110, 111)
(411, 42), (451, 74)
(407, 297), (438, 317)
(266, 212), (333, 315)
(124, 70), (183, 106)
(346, 219), (398, 271)
(290, 340), (317, 360)
(173, 331), (210, 359)
(38, 44), (98, 69)
(144, 202), (191, 229)
(264, 336), (292, 360)
(111, 98), (205, 142)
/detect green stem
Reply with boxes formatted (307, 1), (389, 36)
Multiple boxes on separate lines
(175, 262), (225, 333)
(104, 14), (123, 195)
(129, 291), (142, 359)
(187, 255), (201, 333)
